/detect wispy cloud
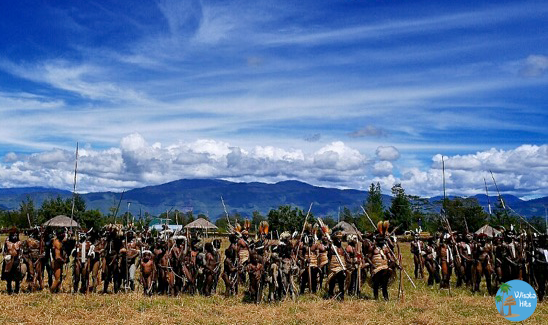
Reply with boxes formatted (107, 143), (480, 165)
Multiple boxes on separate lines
(0, 59), (148, 102)
(348, 125), (389, 138)
(304, 133), (321, 142)
(0, 91), (64, 111)
(260, 3), (548, 47)
(520, 55), (548, 77)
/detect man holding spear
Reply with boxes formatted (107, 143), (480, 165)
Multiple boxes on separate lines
(369, 223), (397, 301)
(317, 218), (347, 300)
(360, 206), (416, 291)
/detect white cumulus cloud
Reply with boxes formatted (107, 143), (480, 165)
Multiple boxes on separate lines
(373, 161), (393, 176)
(376, 146), (400, 161)
(0, 135), (371, 192)
(1, 136), (547, 199)
(404, 145), (548, 198)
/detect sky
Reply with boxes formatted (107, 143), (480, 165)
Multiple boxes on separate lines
(0, 0), (547, 199)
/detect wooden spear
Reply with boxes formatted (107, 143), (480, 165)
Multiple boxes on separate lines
(70, 142), (79, 237)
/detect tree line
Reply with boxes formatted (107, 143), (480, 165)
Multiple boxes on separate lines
(342, 182), (546, 235)
(1, 184), (546, 235)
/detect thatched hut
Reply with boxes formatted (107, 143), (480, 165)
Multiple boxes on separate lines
(475, 224), (501, 237)
(333, 221), (362, 236)
(185, 218), (218, 231)
(43, 215), (80, 228)
(184, 218), (218, 237)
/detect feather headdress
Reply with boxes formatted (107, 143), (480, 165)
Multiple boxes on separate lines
(259, 221), (269, 235)
(312, 223), (319, 241)
(320, 222), (330, 235)
(234, 222), (242, 233)
(377, 221), (384, 235)
(383, 220), (390, 235)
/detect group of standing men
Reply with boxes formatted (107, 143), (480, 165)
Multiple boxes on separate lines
(1, 224), (224, 296)
(410, 227), (548, 301)
(6, 221), (546, 304)
(219, 219), (401, 302)
(1, 219), (405, 302)
(1, 227), (69, 294)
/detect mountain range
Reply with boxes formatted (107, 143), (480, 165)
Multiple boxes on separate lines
(0, 179), (547, 219)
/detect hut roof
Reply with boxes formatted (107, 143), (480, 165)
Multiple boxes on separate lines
(43, 215), (80, 228)
(333, 221), (362, 236)
(184, 218), (218, 230)
(475, 224), (501, 237)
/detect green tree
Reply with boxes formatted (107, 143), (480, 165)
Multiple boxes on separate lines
(489, 202), (518, 230)
(389, 184), (413, 233)
(442, 197), (488, 233)
(407, 195), (432, 231)
(529, 216), (547, 234)
(365, 182), (384, 220)
(360, 182), (385, 232)
(0, 210), (26, 229)
(251, 210), (265, 230)
(39, 195), (69, 221)
(19, 196), (37, 227)
(267, 205), (310, 232)
(120, 212), (134, 225)
(70, 194), (86, 216)
(215, 213), (245, 233)
(340, 207), (355, 224)
(135, 212), (153, 231)
(177, 211), (187, 225)
(215, 218), (230, 232)
(186, 211), (195, 224)
(79, 209), (104, 230)
(39, 194), (86, 224)
(231, 212), (245, 227)
(323, 216), (337, 229)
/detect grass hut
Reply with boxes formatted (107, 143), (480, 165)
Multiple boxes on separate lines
(43, 215), (80, 228)
(184, 218), (218, 237)
(333, 221), (362, 236)
(475, 224), (501, 237)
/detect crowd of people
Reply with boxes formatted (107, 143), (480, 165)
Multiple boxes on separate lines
(410, 226), (548, 301)
(2, 219), (547, 303)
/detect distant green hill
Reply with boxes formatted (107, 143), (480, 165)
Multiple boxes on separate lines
(0, 179), (544, 219)
(0, 179), (380, 219)
(0, 186), (73, 210)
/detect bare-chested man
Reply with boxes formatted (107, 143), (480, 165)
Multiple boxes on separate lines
(72, 233), (93, 293)
(50, 230), (66, 293)
(22, 229), (42, 292)
(237, 230), (250, 283)
(2, 230), (22, 294)
(203, 242), (218, 296)
(140, 249), (156, 295)
(125, 231), (140, 291)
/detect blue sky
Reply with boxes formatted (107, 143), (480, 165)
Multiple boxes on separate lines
(0, 0), (547, 198)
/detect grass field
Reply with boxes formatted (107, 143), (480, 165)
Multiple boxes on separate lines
(0, 240), (546, 324)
